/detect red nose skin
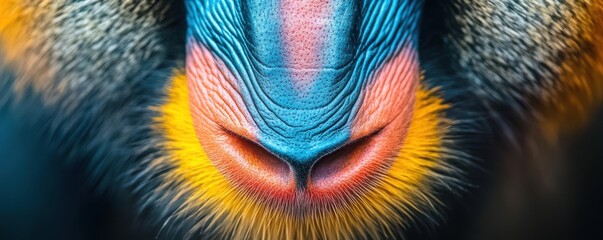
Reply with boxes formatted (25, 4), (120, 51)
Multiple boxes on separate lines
(188, 43), (418, 206)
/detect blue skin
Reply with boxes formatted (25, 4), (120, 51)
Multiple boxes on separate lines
(186, 0), (423, 181)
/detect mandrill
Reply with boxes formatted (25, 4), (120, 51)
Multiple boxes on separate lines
(0, 0), (602, 239)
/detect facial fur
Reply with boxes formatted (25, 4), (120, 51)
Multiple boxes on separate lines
(0, 0), (602, 239)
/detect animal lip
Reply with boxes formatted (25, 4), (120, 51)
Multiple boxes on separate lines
(310, 129), (383, 187)
(214, 123), (397, 207)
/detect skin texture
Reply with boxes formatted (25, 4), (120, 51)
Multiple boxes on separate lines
(187, 41), (419, 202)
(0, 0), (601, 239)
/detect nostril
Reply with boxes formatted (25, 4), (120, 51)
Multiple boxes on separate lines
(219, 127), (292, 184)
(216, 126), (387, 196)
(310, 130), (382, 189)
